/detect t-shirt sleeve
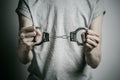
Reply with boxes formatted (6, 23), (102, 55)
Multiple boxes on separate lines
(93, 0), (106, 19)
(16, 0), (31, 19)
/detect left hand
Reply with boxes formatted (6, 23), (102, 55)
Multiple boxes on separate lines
(81, 29), (100, 50)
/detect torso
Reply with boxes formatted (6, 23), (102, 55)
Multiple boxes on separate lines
(28, 0), (94, 80)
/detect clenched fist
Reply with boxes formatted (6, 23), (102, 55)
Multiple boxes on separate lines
(19, 26), (42, 47)
(81, 29), (100, 50)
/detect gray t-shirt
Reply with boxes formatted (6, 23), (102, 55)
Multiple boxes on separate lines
(16, 0), (105, 80)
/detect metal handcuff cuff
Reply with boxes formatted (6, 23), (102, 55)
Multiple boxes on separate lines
(34, 27), (87, 46)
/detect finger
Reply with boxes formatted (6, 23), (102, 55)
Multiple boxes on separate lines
(22, 39), (36, 47)
(35, 28), (41, 36)
(20, 32), (36, 39)
(22, 37), (34, 42)
(86, 30), (99, 37)
(85, 43), (94, 49)
(81, 32), (86, 43)
(20, 32), (25, 39)
(86, 35), (100, 43)
(21, 26), (35, 32)
(33, 28), (42, 42)
(86, 38), (98, 47)
(24, 31), (36, 38)
(24, 41), (35, 47)
(34, 35), (39, 42)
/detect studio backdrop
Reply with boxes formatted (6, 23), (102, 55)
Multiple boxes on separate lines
(1, 0), (120, 80)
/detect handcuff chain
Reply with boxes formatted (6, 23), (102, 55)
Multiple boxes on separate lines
(50, 35), (70, 39)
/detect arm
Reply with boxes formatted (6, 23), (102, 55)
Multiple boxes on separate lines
(17, 15), (41, 64)
(82, 15), (103, 68)
(17, 15), (33, 64)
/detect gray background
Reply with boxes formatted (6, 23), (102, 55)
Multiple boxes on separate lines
(0, 0), (120, 80)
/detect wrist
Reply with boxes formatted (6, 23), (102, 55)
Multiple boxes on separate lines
(18, 42), (32, 54)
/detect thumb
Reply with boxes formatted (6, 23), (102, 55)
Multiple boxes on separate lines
(81, 32), (86, 44)
(35, 28), (41, 36)
(34, 28), (42, 42)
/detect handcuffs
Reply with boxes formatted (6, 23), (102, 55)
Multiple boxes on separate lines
(35, 27), (87, 46)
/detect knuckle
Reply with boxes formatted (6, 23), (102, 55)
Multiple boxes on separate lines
(22, 39), (26, 43)
(20, 33), (25, 38)
(33, 31), (37, 36)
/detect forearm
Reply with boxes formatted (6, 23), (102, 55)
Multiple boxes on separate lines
(84, 15), (103, 68)
(17, 42), (33, 64)
(84, 43), (101, 68)
(17, 15), (33, 64)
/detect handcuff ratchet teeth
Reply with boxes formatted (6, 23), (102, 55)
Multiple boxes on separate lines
(35, 27), (87, 46)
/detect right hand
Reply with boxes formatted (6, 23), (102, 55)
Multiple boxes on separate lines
(19, 26), (41, 48)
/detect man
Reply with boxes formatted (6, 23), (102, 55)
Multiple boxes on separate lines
(16, 0), (105, 80)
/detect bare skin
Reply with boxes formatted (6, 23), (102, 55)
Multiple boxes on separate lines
(17, 14), (103, 68)
(17, 15), (41, 64)
(82, 15), (103, 68)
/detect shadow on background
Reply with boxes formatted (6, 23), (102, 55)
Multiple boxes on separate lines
(0, 0), (28, 80)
